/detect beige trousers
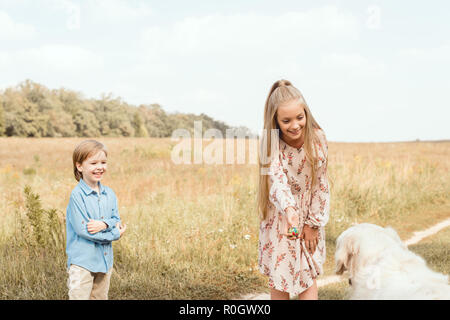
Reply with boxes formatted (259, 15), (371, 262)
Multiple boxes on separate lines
(67, 264), (112, 300)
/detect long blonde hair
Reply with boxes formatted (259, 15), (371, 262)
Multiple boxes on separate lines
(257, 79), (323, 220)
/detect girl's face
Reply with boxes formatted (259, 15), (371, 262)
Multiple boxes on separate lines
(76, 150), (107, 188)
(276, 99), (307, 143)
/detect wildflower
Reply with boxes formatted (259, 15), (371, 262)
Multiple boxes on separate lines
(244, 234), (250, 240)
(229, 244), (237, 249)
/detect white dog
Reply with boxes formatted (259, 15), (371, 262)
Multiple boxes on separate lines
(335, 223), (450, 299)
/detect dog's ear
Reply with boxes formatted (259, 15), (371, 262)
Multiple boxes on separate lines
(335, 233), (353, 275)
(335, 231), (359, 275)
(335, 254), (347, 275)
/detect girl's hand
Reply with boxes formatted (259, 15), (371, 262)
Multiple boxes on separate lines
(283, 207), (300, 240)
(116, 222), (127, 237)
(301, 225), (319, 254)
(87, 219), (107, 234)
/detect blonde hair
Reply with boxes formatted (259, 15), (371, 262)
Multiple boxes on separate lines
(72, 140), (108, 181)
(257, 79), (324, 220)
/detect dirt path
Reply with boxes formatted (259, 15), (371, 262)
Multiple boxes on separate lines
(239, 217), (450, 300)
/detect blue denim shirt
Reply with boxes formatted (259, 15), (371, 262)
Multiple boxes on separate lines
(66, 178), (121, 273)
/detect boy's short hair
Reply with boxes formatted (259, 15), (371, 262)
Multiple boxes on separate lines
(73, 140), (108, 181)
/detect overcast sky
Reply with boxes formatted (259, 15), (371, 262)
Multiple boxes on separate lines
(1, 0), (449, 142)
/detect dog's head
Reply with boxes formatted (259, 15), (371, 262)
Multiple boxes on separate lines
(383, 226), (404, 247)
(335, 227), (360, 276)
(335, 223), (403, 277)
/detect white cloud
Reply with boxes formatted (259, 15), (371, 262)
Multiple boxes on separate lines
(23, 45), (102, 71)
(83, 0), (153, 22)
(0, 45), (103, 75)
(0, 44), (110, 103)
(141, 6), (359, 57)
(0, 10), (36, 39)
(320, 52), (386, 77)
(29, 0), (153, 29)
(397, 45), (450, 62)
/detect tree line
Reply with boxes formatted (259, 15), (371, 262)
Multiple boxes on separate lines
(0, 80), (253, 138)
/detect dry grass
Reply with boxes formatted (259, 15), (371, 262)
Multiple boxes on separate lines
(408, 226), (450, 275)
(0, 137), (449, 299)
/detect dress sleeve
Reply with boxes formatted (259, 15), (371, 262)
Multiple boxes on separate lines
(305, 130), (330, 228)
(268, 150), (298, 214)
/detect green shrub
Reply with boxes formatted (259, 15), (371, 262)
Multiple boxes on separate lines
(22, 185), (65, 251)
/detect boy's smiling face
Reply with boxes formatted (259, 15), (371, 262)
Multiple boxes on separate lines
(76, 150), (107, 189)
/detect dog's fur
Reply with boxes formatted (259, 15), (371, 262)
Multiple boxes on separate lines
(335, 223), (450, 299)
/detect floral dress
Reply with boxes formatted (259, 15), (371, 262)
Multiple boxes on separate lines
(258, 128), (330, 296)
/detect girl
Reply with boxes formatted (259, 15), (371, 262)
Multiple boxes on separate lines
(66, 139), (126, 300)
(257, 80), (330, 300)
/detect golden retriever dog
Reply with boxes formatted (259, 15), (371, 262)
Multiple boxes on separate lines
(335, 223), (450, 299)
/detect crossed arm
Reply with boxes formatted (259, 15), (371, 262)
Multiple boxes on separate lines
(67, 194), (126, 243)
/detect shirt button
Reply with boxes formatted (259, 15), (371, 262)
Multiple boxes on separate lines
(101, 216), (104, 219)
(104, 252), (107, 256)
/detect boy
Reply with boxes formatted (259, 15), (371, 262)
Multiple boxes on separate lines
(66, 140), (126, 300)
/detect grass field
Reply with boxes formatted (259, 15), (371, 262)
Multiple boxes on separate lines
(0, 137), (449, 299)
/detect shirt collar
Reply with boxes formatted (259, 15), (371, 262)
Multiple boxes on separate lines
(78, 178), (107, 195)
